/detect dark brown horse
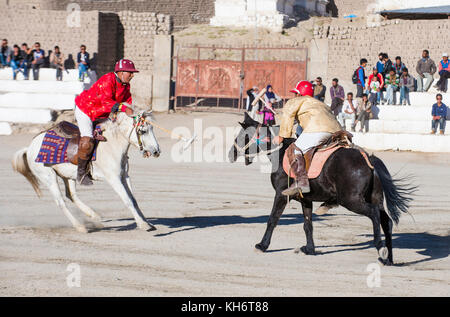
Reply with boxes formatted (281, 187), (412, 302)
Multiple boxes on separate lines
(228, 113), (416, 265)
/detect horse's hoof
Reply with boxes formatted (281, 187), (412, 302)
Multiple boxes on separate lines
(378, 257), (393, 266)
(146, 225), (157, 232)
(138, 222), (156, 231)
(300, 246), (316, 255)
(255, 243), (267, 253)
(75, 226), (89, 234)
(378, 247), (389, 261)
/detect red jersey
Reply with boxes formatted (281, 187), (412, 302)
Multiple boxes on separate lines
(367, 73), (384, 89)
(75, 72), (131, 121)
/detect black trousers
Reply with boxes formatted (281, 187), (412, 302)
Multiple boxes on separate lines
(436, 71), (450, 92)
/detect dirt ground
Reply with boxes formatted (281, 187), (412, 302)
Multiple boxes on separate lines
(0, 111), (449, 296)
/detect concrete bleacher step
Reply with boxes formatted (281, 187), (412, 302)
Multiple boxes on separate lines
(0, 80), (85, 95)
(0, 92), (76, 111)
(0, 122), (12, 135)
(353, 132), (450, 153)
(0, 107), (54, 124)
(346, 120), (448, 135)
(0, 67), (96, 83)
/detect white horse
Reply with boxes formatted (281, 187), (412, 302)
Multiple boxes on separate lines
(12, 111), (161, 233)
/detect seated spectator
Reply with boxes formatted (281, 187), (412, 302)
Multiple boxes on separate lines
(31, 42), (45, 80)
(50, 46), (65, 81)
(368, 75), (381, 106)
(77, 44), (90, 82)
(338, 92), (358, 131)
(431, 94), (447, 135)
(385, 69), (399, 105)
(435, 53), (450, 93)
(366, 67), (384, 105)
(393, 56), (406, 77)
(399, 68), (414, 106)
(352, 93), (372, 133)
(416, 49), (437, 92)
(329, 78), (345, 116)
(9, 45), (27, 80)
(313, 77), (326, 102)
(1, 39), (11, 67)
(21, 43), (32, 80)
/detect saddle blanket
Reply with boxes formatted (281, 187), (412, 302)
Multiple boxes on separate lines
(35, 130), (96, 165)
(283, 145), (373, 180)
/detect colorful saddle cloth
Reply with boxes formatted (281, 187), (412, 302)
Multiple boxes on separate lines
(35, 122), (97, 165)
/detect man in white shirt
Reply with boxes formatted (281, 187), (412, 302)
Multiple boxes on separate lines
(338, 92), (358, 131)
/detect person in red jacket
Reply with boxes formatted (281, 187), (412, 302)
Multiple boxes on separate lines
(366, 67), (384, 105)
(74, 58), (138, 185)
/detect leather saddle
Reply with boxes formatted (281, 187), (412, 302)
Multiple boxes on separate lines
(49, 121), (104, 165)
(283, 130), (354, 179)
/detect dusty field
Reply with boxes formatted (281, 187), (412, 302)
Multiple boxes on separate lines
(0, 112), (449, 296)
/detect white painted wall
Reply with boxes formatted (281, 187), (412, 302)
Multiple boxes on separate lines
(368, 0), (449, 13)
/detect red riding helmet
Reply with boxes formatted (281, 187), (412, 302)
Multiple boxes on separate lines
(114, 59), (139, 73)
(290, 80), (314, 97)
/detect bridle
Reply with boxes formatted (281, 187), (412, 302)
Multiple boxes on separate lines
(234, 124), (282, 158)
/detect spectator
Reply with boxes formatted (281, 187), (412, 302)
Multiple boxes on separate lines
(366, 67), (384, 105)
(0, 39), (11, 67)
(77, 44), (90, 82)
(21, 43), (32, 80)
(399, 68), (414, 106)
(431, 94), (447, 135)
(368, 75), (381, 106)
(416, 49), (437, 92)
(9, 45), (27, 80)
(393, 56), (406, 77)
(385, 69), (399, 105)
(313, 77), (326, 102)
(352, 93), (372, 133)
(261, 84), (280, 126)
(31, 42), (45, 80)
(338, 92), (358, 131)
(376, 52), (385, 75)
(329, 78), (345, 116)
(435, 53), (450, 93)
(354, 58), (367, 102)
(382, 53), (393, 78)
(50, 46), (65, 81)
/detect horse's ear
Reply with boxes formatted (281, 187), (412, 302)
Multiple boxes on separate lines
(238, 121), (245, 127)
(244, 112), (251, 122)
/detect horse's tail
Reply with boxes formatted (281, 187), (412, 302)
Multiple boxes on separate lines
(12, 147), (42, 198)
(369, 155), (416, 224)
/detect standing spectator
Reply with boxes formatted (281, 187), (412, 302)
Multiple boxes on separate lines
(385, 69), (399, 105)
(313, 77), (326, 102)
(77, 44), (90, 82)
(352, 93), (372, 133)
(431, 94), (447, 135)
(0, 39), (11, 67)
(376, 52), (385, 75)
(416, 49), (437, 92)
(21, 43), (32, 80)
(246, 86), (262, 119)
(366, 67), (384, 105)
(435, 53), (450, 93)
(393, 56), (406, 77)
(9, 45), (27, 80)
(382, 53), (393, 78)
(354, 58), (367, 102)
(50, 46), (65, 81)
(261, 85), (280, 126)
(31, 42), (45, 80)
(399, 68), (414, 106)
(368, 75), (381, 106)
(329, 78), (345, 116)
(338, 92), (358, 131)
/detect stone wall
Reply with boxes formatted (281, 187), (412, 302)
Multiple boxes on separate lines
(330, 0), (372, 17)
(313, 18), (450, 99)
(23, 0), (214, 30)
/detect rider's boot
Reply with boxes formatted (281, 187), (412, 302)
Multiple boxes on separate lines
(77, 136), (95, 186)
(282, 152), (310, 196)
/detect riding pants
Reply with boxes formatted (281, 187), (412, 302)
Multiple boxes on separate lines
(294, 132), (332, 155)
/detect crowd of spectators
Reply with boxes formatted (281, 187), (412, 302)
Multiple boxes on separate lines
(0, 39), (91, 81)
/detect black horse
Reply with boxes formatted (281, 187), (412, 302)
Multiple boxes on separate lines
(228, 113), (416, 265)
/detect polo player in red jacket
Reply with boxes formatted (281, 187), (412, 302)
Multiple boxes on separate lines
(74, 59), (138, 185)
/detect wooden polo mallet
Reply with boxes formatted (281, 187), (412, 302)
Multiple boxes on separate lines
(251, 87), (276, 115)
(145, 119), (196, 151)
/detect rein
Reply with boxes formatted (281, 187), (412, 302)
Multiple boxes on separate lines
(234, 124), (282, 158)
